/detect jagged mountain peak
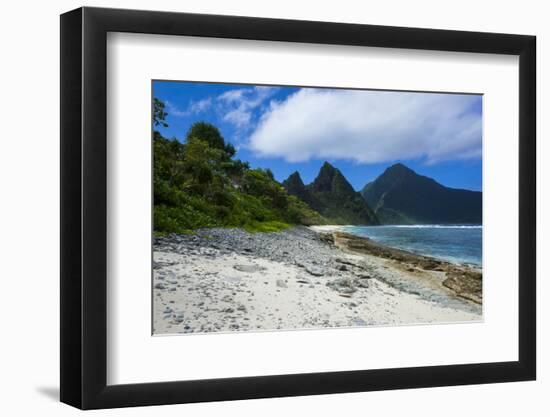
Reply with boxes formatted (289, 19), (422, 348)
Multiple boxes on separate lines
(283, 162), (379, 225)
(384, 162), (415, 175)
(284, 171), (305, 186)
(320, 160), (337, 171)
(311, 161), (352, 193)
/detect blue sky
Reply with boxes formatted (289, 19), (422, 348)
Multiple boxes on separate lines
(153, 81), (482, 191)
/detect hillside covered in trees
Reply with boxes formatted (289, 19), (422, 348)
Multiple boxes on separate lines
(361, 163), (482, 224)
(153, 99), (327, 234)
(282, 163), (379, 225)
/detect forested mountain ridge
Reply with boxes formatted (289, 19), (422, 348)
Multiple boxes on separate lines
(283, 162), (379, 225)
(361, 163), (482, 225)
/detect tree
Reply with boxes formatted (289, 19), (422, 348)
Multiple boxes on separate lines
(243, 169), (289, 210)
(224, 142), (236, 158)
(153, 134), (186, 205)
(264, 168), (275, 180)
(186, 122), (235, 157)
(181, 137), (228, 197)
(153, 98), (169, 128)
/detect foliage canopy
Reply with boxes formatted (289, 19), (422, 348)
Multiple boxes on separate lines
(153, 100), (327, 234)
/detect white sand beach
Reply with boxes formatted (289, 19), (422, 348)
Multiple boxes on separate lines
(153, 227), (481, 335)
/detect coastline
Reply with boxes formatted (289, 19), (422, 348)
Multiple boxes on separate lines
(153, 226), (481, 335)
(311, 225), (482, 304)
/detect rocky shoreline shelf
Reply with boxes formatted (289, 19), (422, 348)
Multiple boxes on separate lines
(153, 226), (482, 335)
(327, 230), (482, 304)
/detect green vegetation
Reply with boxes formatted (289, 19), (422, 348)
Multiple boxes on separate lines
(153, 101), (327, 234)
(283, 162), (379, 225)
(153, 98), (169, 128)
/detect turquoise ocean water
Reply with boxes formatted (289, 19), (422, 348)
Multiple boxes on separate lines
(343, 225), (482, 267)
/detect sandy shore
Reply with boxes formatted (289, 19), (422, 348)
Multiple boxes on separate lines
(153, 227), (481, 335)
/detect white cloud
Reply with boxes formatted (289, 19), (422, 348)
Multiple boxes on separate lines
(223, 108), (251, 127)
(248, 88), (482, 164)
(189, 97), (212, 113)
(165, 100), (189, 117)
(218, 86), (278, 129)
(218, 89), (247, 103)
(165, 97), (212, 117)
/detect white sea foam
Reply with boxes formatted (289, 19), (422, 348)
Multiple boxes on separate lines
(308, 225), (349, 232)
(310, 224), (482, 231)
(388, 225), (482, 229)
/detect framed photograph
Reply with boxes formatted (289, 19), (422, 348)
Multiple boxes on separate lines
(60, 7), (536, 409)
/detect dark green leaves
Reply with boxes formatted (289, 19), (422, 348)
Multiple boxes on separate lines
(153, 98), (169, 128)
(153, 116), (327, 233)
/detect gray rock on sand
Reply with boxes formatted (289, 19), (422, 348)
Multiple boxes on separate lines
(276, 279), (288, 288)
(153, 260), (176, 270)
(233, 264), (266, 273)
(304, 266), (325, 276)
(172, 312), (184, 323)
(355, 279), (370, 288)
(327, 278), (358, 294)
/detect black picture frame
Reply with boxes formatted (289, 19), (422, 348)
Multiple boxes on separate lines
(60, 6), (536, 410)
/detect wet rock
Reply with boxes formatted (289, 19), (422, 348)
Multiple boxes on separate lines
(317, 233), (334, 244)
(443, 269), (482, 304)
(419, 260), (442, 270)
